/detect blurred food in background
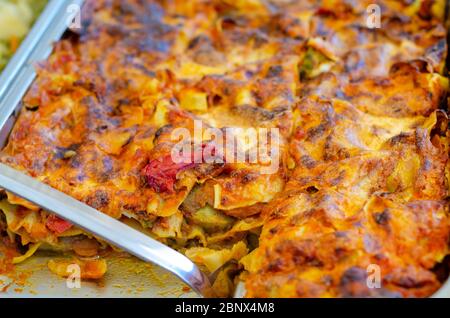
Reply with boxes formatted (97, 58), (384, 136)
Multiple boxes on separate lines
(0, 0), (47, 71)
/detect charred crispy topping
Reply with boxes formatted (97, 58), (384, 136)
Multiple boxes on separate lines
(0, 0), (448, 297)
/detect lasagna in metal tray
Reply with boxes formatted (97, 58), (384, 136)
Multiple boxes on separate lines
(0, 0), (449, 298)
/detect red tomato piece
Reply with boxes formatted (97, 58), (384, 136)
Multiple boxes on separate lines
(46, 215), (73, 234)
(142, 155), (195, 193)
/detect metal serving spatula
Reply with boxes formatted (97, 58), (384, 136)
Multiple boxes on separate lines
(0, 163), (215, 297)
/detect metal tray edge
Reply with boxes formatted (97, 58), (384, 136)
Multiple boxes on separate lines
(0, 0), (85, 147)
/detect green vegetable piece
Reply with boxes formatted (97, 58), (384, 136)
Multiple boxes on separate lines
(191, 205), (234, 233)
(299, 47), (329, 80)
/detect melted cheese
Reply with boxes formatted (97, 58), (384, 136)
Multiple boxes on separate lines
(0, 0), (448, 298)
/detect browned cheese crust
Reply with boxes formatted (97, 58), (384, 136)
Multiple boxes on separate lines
(0, 0), (449, 297)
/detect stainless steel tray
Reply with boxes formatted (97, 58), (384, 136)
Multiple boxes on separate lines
(0, 0), (196, 298)
(0, 0), (449, 298)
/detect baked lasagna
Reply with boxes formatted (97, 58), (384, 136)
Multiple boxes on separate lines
(0, 0), (449, 298)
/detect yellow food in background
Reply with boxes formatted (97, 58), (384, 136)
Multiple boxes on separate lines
(0, 0), (47, 71)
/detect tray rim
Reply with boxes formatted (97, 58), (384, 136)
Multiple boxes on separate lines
(0, 0), (449, 298)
